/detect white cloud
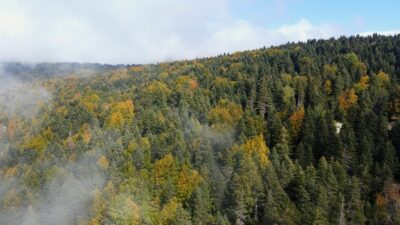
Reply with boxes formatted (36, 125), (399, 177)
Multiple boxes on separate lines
(359, 29), (400, 36)
(0, 1), (33, 37)
(0, 0), (343, 64)
(202, 19), (340, 55)
(0, 11), (32, 37)
(277, 19), (338, 41)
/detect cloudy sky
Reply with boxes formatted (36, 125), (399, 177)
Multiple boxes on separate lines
(0, 0), (399, 64)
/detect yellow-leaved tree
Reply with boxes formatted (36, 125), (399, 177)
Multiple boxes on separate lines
(107, 112), (124, 128)
(81, 93), (101, 116)
(80, 123), (92, 144)
(98, 155), (110, 169)
(107, 100), (135, 128)
(354, 75), (369, 92)
(153, 154), (177, 188)
(208, 99), (243, 128)
(176, 165), (202, 200)
(289, 106), (305, 138)
(240, 134), (270, 168)
(339, 88), (358, 112)
(152, 197), (180, 225)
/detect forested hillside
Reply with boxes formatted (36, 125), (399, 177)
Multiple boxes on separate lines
(1, 34), (400, 225)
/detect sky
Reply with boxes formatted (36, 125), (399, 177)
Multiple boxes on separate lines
(0, 0), (399, 64)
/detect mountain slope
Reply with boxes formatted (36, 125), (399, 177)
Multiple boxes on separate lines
(1, 34), (400, 225)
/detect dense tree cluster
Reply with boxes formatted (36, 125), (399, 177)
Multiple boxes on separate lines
(1, 34), (400, 224)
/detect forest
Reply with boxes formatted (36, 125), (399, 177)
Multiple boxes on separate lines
(1, 34), (400, 225)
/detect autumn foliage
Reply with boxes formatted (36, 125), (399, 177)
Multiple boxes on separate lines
(339, 88), (358, 112)
(289, 106), (305, 137)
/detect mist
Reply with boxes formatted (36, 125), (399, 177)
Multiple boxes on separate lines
(0, 152), (106, 225)
(0, 64), (107, 225)
(0, 65), (51, 119)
